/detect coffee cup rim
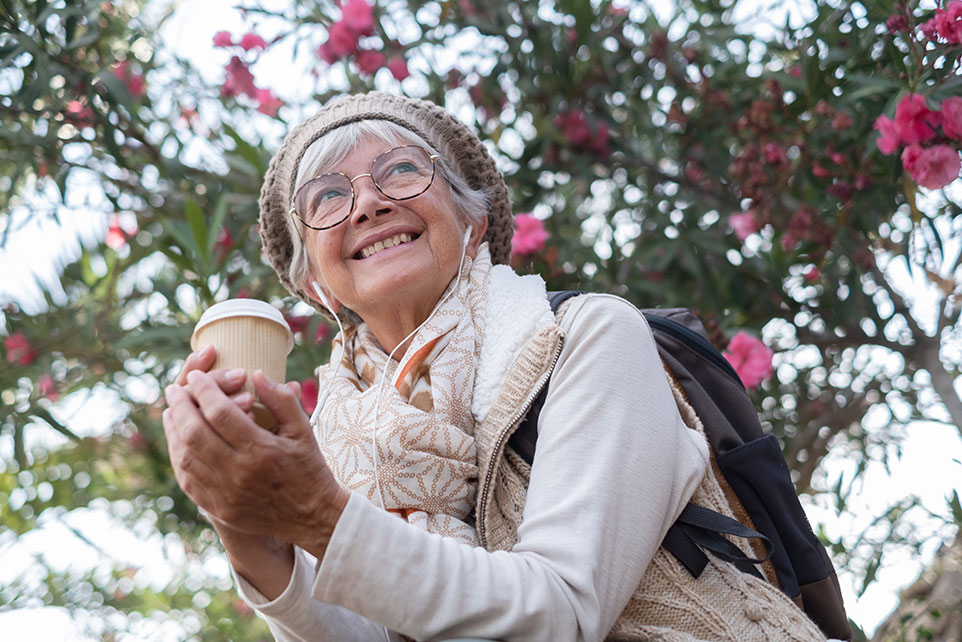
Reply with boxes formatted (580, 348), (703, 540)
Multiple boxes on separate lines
(191, 299), (294, 353)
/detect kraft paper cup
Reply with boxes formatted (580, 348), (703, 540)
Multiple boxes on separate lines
(190, 299), (294, 432)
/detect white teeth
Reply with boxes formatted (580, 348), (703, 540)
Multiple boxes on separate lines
(360, 233), (413, 258)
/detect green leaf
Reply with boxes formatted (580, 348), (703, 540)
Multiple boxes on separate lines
(949, 490), (962, 526)
(185, 198), (210, 264)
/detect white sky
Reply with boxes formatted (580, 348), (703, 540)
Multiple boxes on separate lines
(2, 0), (961, 639)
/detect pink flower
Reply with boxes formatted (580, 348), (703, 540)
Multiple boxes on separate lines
(112, 60), (145, 97)
(920, 17), (939, 41)
(728, 211), (758, 241)
(326, 20), (358, 59)
(5, 332), (37, 366)
(214, 228), (233, 262)
(723, 331), (774, 389)
(557, 110), (591, 146)
(300, 378), (319, 414)
(941, 96), (962, 141)
(65, 100), (94, 123)
(221, 56), (258, 99)
(355, 49), (385, 75)
(812, 162), (833, 178)
(284, 314), (310, 335)
(256, 88), (283, 116)
(894, 94), (939, 145)
(314, 323), (331, 343)
(873, 115), (900, 155)
(511, 214), (550, 256)
(886, 13), (908, 34)
(317, 43), (337, 64)
(106, 214), (127, 249)
(803, 267), (821, 283)
(213, 31), (234, 47)
(387, 57), (410, 81)
(935, 1), (962, 44)
(38, 374), (58, 401)
(239, 32), (268, 51)
(341, 0), (375, 37)
(787, 65), (801, 78)
(901, 144), (961, 190)
(763, 142), (787, 165)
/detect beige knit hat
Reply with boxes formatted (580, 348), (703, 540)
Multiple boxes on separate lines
(258, 91), (513, 315)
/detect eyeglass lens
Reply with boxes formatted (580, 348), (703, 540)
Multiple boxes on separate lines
(294, 146), (435, 229)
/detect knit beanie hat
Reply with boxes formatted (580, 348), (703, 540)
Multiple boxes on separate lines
(258, 91), (513, 316)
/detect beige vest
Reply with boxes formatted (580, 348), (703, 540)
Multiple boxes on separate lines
(472, 315), (826, 642)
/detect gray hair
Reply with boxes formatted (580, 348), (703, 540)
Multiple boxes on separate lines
(286, 120), (491, 308)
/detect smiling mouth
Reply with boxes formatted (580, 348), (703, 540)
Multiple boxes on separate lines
(355, 232), (418, 259)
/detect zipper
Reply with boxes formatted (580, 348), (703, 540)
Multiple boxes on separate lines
(644, 314), (743, 386)
(477, 335), (565, 549)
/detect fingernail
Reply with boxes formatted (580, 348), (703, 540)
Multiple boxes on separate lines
(227, 369), (246, 382)
(186, 370), (201, 384)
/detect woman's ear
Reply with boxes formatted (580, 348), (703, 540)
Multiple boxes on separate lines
(465, 216), (489, 258)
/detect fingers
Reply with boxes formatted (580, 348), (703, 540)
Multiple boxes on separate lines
(175, 345), (216, 385)
(252, 371), (310, 438)
(183, 370), (264, 449)
(162, 391), (232, 511)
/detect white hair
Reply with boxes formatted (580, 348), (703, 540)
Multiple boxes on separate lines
(286, 120), (491, 298)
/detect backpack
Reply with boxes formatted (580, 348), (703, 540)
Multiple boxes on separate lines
(507, 291), (851, 641)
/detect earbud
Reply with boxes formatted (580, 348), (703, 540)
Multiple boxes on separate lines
(462, 226), (473, 248)
(311, 281), (333, 311)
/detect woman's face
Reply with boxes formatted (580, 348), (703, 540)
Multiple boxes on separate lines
(301, 136), (486, 325)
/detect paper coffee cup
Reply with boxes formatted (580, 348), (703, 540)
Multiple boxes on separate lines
(190, 299), (294, 432)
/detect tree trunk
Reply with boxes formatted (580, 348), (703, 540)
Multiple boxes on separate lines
(870, 534), (962, 642)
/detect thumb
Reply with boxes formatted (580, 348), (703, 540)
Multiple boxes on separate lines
(252, 370), (311, 439)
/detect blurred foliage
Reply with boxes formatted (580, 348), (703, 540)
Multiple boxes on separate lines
(1, 0), (961, 637)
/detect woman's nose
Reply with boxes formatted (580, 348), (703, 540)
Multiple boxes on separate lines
(350, 175), (395, 224)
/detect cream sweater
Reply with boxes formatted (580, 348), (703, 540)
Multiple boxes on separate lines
(235, 293), (710, 641)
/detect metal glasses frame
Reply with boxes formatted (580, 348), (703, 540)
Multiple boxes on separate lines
(288, 144), (440, 231)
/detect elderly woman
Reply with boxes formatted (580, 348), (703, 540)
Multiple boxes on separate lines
(163, 92), (826, 641)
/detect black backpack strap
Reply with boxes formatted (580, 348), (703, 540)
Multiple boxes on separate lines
(508, 291), (585, 465)
(663, 504), (773, 580)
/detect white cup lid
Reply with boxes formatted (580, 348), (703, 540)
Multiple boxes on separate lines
(191, 299), (294, 353)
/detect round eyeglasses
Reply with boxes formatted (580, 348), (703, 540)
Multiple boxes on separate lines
(289, 145), (440, 231)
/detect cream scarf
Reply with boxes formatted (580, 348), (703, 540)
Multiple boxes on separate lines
(313, 245), (497, 545)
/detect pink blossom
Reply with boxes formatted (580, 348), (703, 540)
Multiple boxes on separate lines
(239, 32), (268, 51)
(803, 267), (821, 283)
(5, 332), (37, 366)
(935, 1), (962, 44)
(941, 96), (962, 141)
(901, 144), (961, 190)
(557, 110), (591, 146)
(387, 57), (410, 81)
(65, 100), (94, 123)
(341, 0), (375, 37)
(886, 13), (908, 34)
(326, 20), (358, 59)
(300, 378), (319, 413)
(112, 60), (145, 97)
(355, 49), (385, 75)
(214, 228), (233, 262)
(317, 43), (337, 64)
(284, 314), (310, 336)
(787, 65), (801, 78)
(873, 115), (900, 155)
(763, 142), (787, 165)
(213, 31), (234, 47)
(723, 331), (774, 389)
(256, 88), (283, 116)
(812, 162), (833, 178)
(894, 94), (939, 145)
(511, 214), (550, 256)
(314, 323), (331, 343)
(38, 374), (58, 401)
(106, 215), (127, 249)
(728, 211), (758, 241)
(920, 17), (939, 41)
(221, 56), (258, 98)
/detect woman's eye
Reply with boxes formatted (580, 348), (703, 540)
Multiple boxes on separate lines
(320, 188), (347, 201)
(390, 161), (419, 174)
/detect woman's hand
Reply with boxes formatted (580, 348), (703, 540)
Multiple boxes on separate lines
(163, 353), (350, 567)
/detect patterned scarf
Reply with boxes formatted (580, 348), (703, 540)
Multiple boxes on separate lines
(313, 245), (495, 545)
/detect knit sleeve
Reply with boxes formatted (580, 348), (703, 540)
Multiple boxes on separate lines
(306, 293), (709, 642)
